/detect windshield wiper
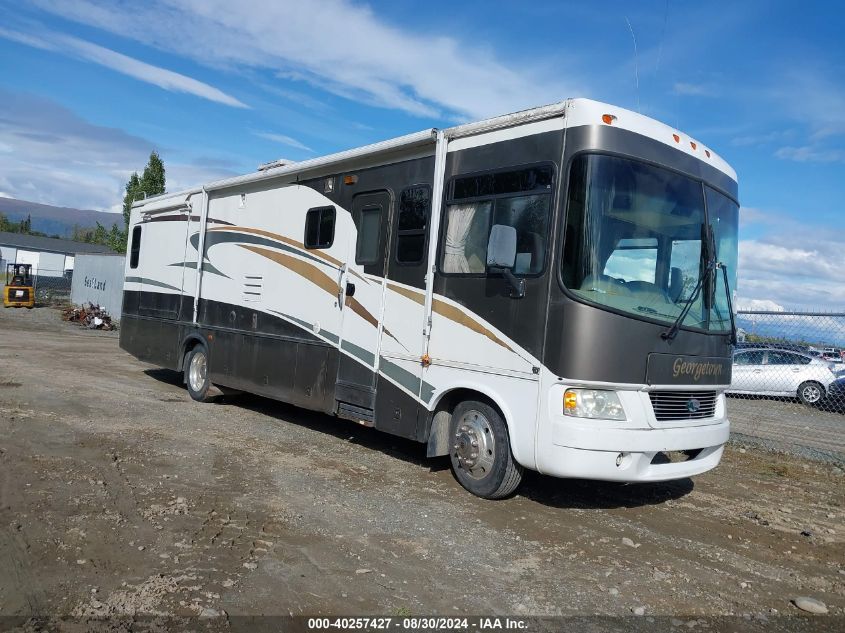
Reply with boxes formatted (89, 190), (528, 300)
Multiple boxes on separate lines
(662, 224), (715, 342)
(717, 262), (738, 345)
(661, 258), (716, 341)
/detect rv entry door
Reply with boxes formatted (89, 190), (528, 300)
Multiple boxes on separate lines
(335, 190), (392, 421)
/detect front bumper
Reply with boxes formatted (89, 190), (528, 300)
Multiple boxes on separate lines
(537, 418), (729, 481)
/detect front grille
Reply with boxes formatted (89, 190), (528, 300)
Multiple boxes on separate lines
(8, 288), (30, 302)
(649, 390), (718, 421)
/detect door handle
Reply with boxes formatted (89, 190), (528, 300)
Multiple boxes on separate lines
(791, 368), (801, 372)
(336, 264), (347, 309)
(752, 369), (762, 373)
(346, 282), (356, 298)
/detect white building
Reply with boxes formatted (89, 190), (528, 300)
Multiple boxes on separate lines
(0, 231), (115, 277)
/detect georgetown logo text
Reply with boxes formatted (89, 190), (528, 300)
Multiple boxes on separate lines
(672, 358), (724, 381)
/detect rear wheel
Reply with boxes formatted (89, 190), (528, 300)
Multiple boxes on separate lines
(185, 344), (213, 402)
(797, 381), (824, 406)
(449, 400), (523, 499)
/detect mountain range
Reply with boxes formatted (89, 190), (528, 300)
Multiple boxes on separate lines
(0, 196), (123, 238)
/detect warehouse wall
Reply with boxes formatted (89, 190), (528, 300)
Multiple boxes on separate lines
(0, 246), (18, 269)
(70, 254), (126, 320)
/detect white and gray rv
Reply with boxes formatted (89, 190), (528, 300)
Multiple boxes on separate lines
(120, 98), (739, 499)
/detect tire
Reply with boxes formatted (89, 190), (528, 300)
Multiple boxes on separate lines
(184, 344), (213, 402)
(448, 400), (523, 499)
(797, 381), (824, 406)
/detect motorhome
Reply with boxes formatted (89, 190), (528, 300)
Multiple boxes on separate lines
(120, 98), (739, 499)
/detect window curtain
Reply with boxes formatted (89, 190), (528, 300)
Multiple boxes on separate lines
(443, 203), (478, 273)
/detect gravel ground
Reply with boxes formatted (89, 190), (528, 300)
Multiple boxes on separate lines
(0, 306), (843, 628)
(728, 397), (844, 465)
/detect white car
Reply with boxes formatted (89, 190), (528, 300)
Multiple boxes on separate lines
(729, 348), (838, 406)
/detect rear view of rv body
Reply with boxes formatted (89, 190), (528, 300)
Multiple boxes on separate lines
(121, 98), (739, 498)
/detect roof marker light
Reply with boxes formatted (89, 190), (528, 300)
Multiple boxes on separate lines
(672, 134), (680, 143)
(601, 114), (617, 125)
(690, 141), (697, 150)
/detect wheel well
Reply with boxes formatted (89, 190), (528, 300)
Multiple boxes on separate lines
(178, 335), (206, 372)
(434, 388), (500, 419)
(425, 388), (508, 457)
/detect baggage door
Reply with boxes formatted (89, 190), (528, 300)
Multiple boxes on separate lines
(335, 190), (392, 421)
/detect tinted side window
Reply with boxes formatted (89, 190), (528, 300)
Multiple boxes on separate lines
(130, 225), (142, 269)
(305, 206), (335, 249)
(768, 351), (811, 366)
(356, 206), (382, 264)
(441, 164), (554, 277)
(735, 351), (764, 365)
(396, 186), (430, 264)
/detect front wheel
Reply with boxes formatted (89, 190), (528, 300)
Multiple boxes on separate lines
(797, 381), (824, 406)
(449, 400), (523, 499)
(185, 344), (213, 402)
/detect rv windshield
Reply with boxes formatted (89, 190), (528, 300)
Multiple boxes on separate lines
(561, 153), (738, 332)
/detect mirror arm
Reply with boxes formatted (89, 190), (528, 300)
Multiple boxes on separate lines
(493, 267), (525, 299)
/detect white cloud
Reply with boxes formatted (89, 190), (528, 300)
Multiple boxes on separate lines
(734, 298), (783, 312)
(730, 129), (794, 147)
(774, 145), (845, 163)
(0, 26), (248, 108)
(672, 82), (710, 96)
(0, 90), (238, 211)
(736, 237), (845, 309)
(29, 0), (580, 120)
(253, 132), (313, 153)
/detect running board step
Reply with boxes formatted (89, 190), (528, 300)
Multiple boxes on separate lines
(336, 402), (375, 427)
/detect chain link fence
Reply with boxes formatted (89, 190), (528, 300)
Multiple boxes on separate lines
(33, 269), (74, 305)
(729, 310), (845, 462)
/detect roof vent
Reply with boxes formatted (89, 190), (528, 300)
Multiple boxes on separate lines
(257, 158), (297, 171)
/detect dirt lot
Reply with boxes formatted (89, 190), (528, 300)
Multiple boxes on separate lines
(0, 307), (843, 626)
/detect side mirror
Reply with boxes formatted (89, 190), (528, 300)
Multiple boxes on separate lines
(486, 224), (517, 268)
(486, 224), (524, 299)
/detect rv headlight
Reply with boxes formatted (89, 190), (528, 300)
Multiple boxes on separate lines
(563, 389), (626, 421)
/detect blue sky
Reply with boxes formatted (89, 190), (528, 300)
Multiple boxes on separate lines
(0, 0), (843, 308)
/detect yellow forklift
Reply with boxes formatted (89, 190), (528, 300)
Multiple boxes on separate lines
(3, 263), (35, 308)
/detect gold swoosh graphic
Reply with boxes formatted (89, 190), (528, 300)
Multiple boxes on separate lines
(240, 245), (338, 296)
(344, 295), (378, 328)
(245, 244), (510, 354)
(213, 226), (343, 268)
(432, 298), (513, 352)
(243, 244), (399, 347)
(386, 282), (512, 353)
(387, 282), (424, 305)
(345, 295), (406, 351)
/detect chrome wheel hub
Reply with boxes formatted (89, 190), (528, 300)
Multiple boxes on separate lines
(453, 410), (495, 480)
(188, 351), (207, 393)
(802, 384), (821, 403)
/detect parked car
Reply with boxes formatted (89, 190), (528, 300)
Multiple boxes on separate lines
(728, 348), (838, 406)
(828, 376), (845, 401)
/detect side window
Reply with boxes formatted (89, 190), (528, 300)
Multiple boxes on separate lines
(768, 351), (810, 366)
(603, 238), (658, 283)
(129, 225), (142, 269)
(441, 164), (553, 275)
(356, 206), (382, 264)
(668, 239), (702, 301)
(735, 351), (764, 365)
(305, 206), (335, 249)
(396, 186), (430, 264)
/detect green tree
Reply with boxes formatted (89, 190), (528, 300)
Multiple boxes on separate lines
(141, 150), (166, 198)
(93, 222), (108, 246)
(118, 150), (166, 254)
(107, 223), (124, 253)
(123, 172), (142, 230)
